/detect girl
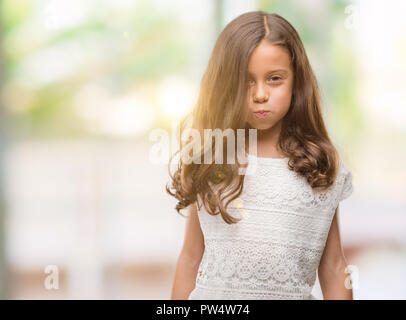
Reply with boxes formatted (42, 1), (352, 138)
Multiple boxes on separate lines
(167, 11), (354, 300)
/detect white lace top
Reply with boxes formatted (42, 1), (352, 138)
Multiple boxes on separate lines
(188, 153), (354, 300)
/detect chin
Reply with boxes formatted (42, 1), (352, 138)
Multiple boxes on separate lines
(245, 119), (276, 130)
(258, 124), (273, 130)
(248, 123), (273, 130)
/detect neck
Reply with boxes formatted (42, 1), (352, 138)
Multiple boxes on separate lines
(257, 122), (281, 145)
(245, 121), (284, 157)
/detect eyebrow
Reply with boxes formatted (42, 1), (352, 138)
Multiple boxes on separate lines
(247, 69), (288, 77)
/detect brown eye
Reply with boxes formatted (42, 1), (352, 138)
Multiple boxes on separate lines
(269, 76), (282, 82)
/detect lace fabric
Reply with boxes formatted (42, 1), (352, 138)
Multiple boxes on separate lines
(188, 154), (353, 300)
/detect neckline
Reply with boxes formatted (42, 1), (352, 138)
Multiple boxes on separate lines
(246, 152), (289, 163)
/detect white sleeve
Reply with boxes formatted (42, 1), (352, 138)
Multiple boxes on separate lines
(338, 160), (354, 202)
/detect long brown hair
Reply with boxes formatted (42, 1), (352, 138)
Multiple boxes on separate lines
(166, 11), (340, 224)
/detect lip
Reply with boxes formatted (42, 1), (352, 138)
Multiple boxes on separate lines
(254, 110), (270, 118)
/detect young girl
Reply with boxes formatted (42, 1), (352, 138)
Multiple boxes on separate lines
(167, 11), (354, 300)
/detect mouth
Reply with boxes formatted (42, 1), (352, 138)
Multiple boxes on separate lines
(254, 110), (270, 118)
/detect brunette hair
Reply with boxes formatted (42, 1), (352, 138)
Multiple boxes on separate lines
(166, 11), (340, 224)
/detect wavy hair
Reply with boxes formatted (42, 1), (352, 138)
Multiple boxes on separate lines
(166, 11), (340, 224)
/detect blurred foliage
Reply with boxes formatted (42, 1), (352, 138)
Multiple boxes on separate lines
(1, 0), (33, 30)
(1, 0), (362, 145)
(1, 0), (190, 138)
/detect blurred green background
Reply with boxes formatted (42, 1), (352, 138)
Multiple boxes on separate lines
(0, 0), (405, 299)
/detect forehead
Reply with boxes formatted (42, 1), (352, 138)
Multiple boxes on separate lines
(247, 40), (292, 75)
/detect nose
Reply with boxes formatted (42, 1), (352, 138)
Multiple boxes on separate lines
(253, 83), (268, 103)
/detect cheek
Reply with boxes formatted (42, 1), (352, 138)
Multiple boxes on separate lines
(270, 85), (292, 114)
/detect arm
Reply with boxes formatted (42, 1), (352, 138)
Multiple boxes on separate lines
(170, 202), (205, 299)
(318, 205), (353, 300)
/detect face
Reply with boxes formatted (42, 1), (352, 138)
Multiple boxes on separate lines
(245, 40), (294, 131)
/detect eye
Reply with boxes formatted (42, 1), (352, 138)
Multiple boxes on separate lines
(268, 75), (282, 82)
(247, 79), (255, 86)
